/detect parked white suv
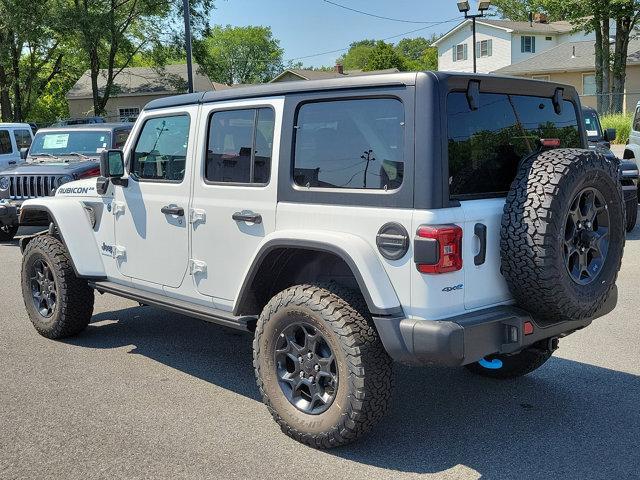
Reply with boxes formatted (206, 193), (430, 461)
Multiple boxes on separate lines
(0, 123), (33, 170)
(16, 73), (625, 448)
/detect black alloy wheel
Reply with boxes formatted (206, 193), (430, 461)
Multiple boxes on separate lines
(30, 259), (58, 318)
(274, 322), (338, 415)
(563, 187), (610, 285)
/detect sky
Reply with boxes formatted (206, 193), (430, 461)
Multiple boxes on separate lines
(209, 0), (468, 67)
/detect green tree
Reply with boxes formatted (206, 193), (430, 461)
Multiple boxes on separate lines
(193, 25), (284, 85)
(395, 36), (439, 71)
(364, 41), (406, 71)
(338, 40), (376, 70)
(57, 0), (215, 116)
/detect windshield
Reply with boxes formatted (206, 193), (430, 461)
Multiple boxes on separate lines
(583, 110), (602, 140)
(29, 131), (111, 158)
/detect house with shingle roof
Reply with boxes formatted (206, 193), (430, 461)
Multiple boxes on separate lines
(434, 15), (595, 74)
(66, 64), (230, 121)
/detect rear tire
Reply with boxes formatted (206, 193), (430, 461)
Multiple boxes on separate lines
(253, 283), (393, 449)
(0, 224), (18, 242)
(21, 235), (94, 338)
(465, 346), (552, 379)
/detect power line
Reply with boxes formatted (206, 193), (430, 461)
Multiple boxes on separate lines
(287, 17), (460, 62)
(321, 0), (453, 24)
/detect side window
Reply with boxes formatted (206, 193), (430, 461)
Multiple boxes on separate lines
(293, 98), (404, 190)
(14, 129), (32, 149)
(633, 107), (640, 132)
(131, 115), (190, 182)
(447, 92), (580, 200)
(0, 130), (12, 154)
(205, 107), (275, 184)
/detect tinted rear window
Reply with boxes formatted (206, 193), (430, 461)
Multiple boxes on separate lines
(447, 92), (581, 200)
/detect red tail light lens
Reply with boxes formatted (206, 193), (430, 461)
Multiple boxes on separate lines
(540, 138), (561, 148)
(78, 166), (102, 179)
(415, 224), (463, 274)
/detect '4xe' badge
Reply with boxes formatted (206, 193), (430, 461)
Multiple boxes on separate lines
(442, 284), (463, 293)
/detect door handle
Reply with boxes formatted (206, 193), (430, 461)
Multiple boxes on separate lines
(474, 223), (487, 266)
(232, 211), (262, 224)
(161, 205), (184, 216)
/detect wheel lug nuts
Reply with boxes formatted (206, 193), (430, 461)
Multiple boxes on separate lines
(298, 356), (303, 363)
(299, 371), (304, 378)
(307, 352), (313, 359)
(309, 376), (314, 383)
(314, 365), (320, 372)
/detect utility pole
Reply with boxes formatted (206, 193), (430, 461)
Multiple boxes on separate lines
(183, 0), (194, 93)
(457, 1), (491, 74)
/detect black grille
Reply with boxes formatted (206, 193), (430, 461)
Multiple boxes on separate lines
(9, 176), (58, 199)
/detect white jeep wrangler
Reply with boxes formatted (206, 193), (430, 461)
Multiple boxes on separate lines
(18, 72), (625, 448)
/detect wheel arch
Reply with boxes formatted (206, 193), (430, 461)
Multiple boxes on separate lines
(623, 143), (640, 160)
(233, 234), (403, 317)
(19, 200), (106, 279)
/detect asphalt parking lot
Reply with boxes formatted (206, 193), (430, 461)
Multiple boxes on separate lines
(1, 224), (639, 480)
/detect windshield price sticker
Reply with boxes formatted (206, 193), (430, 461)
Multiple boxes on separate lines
(42, 134), (70, 149)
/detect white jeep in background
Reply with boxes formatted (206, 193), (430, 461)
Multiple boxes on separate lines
(17, 72), (625, 448)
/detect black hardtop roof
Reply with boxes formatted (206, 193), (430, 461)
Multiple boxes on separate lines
(143, 71), (580, 111)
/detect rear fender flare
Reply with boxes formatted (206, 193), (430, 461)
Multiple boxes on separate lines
(234, 230), (403, 316)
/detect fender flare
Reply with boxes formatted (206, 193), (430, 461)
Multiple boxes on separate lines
(233, 231), (403, 317)
(20, 199), (106, 279)
(623, 143), (640, 160)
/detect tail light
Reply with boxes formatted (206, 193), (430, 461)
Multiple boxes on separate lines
(540, 138), (561, 148)
(414, 224), (463, 274)
(78, 166), (102, 179)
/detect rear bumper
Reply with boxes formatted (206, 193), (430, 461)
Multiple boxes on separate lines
(0, 201), (18, 227)
(374, 286), (617, 366)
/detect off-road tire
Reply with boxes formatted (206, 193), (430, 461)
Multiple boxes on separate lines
(253, 283), (393, 449)
(625, 195), (638, 232)
(21, 235), (94, 338)
(465, 347), (553, 379)
(501, 148), (625, 325)
(0, 224), (18, 242)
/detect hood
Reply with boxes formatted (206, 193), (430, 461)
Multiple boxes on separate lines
(0, 158), (99, 176)
(54, 178), (99, 198)
(588, 142), (616, 160)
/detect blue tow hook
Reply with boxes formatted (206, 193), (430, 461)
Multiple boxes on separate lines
(479, 357), (503, 369)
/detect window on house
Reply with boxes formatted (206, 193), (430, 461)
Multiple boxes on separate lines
(13, 129), (32, 149)
(0, 130), (12, 154)
(545, 36), (553, 41)
(119, 107), (140, 122)
(583, 74), (597, 96)
(476, 39), (493, 58)
(206, 108), (275, 185)
(521, 36), (536, 53)
(293, 98), (405, 190)
(453, 44), (468, 62)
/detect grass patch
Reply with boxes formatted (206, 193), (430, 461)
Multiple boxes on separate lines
(601, 113), (633, 144)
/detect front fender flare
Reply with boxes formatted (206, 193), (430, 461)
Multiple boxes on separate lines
(20, 198), (106, 278)
(624, 143), (640, 160)
(234, 230), (403, 316)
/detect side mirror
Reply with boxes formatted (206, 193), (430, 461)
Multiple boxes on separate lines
(100, 149), (125, 178)
(604, 128), (617, 142)
(19, 147), (28, 160)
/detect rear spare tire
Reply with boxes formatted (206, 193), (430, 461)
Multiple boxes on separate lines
(501, 149), (624, 325)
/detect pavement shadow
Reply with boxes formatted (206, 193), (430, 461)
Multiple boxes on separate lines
(69, 306), (639, 479)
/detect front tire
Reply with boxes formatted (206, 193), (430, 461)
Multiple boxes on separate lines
(21, 235), (94, 338)
(0, 224), (18, 242)
(253, 284), (393, 449)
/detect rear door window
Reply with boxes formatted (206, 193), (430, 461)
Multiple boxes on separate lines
(447, 92), (581, 200)
(293, 98), (404, 190)
(0, 130), (12, 154)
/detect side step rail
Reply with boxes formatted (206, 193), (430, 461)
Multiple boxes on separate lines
(88, 280), (256, 332)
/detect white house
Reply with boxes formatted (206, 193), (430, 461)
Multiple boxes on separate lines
(434, 15), (595, 74)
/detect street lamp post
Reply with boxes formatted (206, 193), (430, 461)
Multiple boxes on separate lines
(457, 1), (492, 73)
(183, 0), (194, 93)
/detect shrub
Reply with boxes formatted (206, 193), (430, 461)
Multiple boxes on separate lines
(600, 113), (633, 144)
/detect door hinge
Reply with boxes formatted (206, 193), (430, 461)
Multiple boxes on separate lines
(112, 245), (126, 259)
(189, 259), (207, 275)
(190, 208), (206, 225)
(112, 201), (125, 216)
